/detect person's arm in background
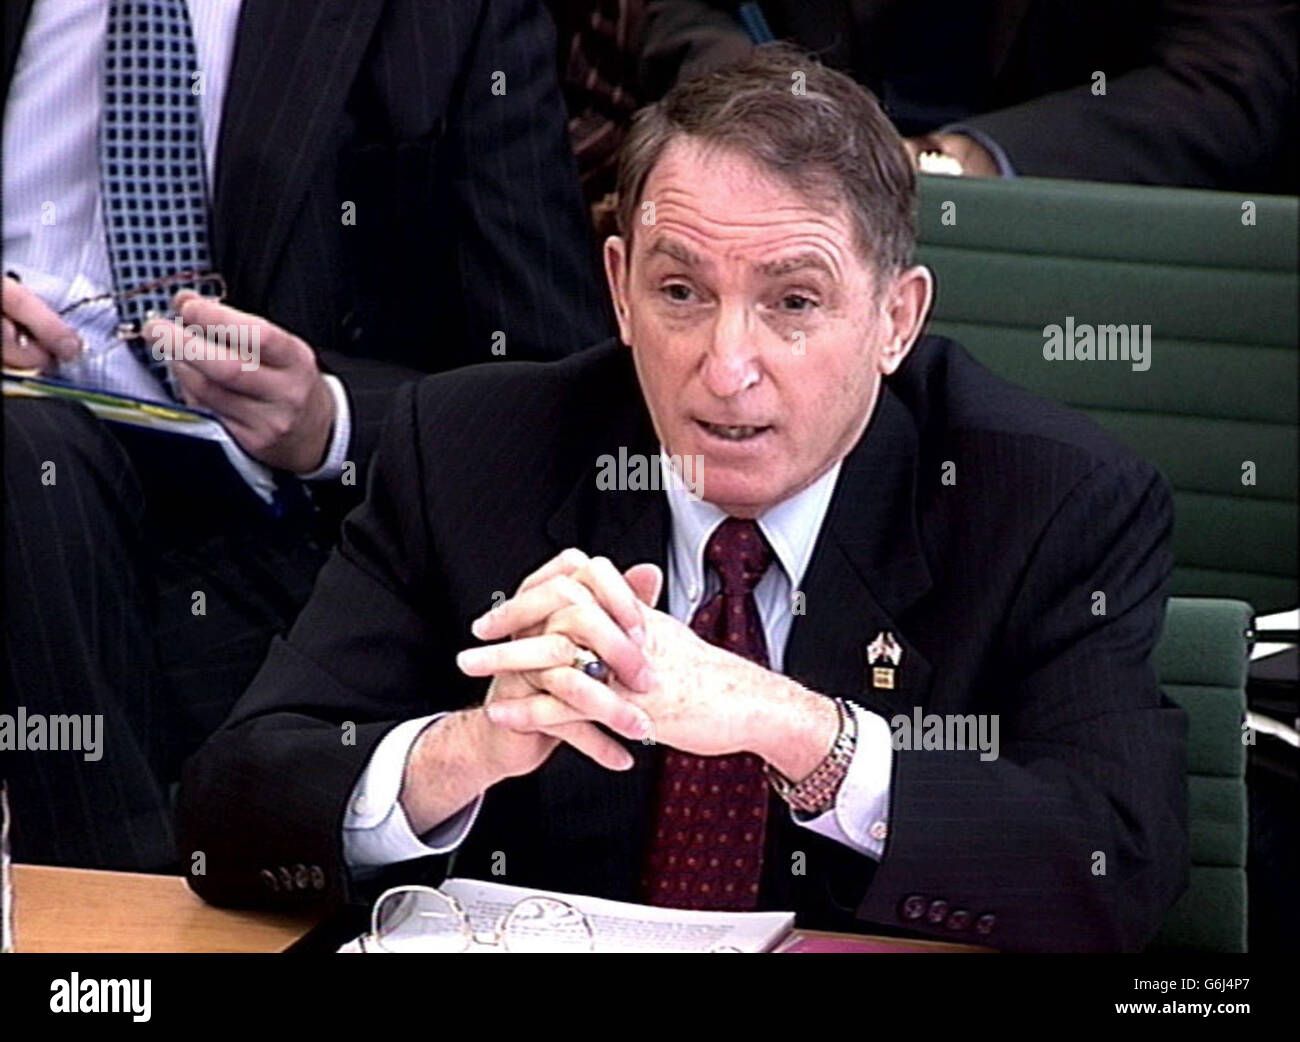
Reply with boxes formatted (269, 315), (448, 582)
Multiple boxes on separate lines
(856, 460), (1189, 952)
(636, 2), (1006, 183)
(316, 0), (613, 478)
(960, 0), (1296, 192)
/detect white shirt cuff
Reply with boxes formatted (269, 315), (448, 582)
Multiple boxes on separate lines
(789, 704), (893, 859)
(296, 373), (352, 480)
(342, 714), (484, 870)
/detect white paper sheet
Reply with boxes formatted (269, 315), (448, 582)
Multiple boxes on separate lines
(340, 877), (794, 954)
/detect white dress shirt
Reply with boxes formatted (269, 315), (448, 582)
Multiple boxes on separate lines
(344, 451), (895, 870)
(3, 0), (350, 480)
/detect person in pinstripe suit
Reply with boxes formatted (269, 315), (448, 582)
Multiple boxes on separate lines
(2, 0), (610, 870)
(180, 49), (1188, 951)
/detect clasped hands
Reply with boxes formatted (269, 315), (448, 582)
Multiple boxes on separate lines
(455, 548), (838, 785)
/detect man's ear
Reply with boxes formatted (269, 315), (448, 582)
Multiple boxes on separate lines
(603, 234), (633, 344)
(878, 264), (934, 376)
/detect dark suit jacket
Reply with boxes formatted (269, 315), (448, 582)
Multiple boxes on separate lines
(178, 335), (1189, 952)
(638, 0), (1298, 193)
(2, 0), (612, 484)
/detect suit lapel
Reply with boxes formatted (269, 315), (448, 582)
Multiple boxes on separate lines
(212, 0), (384, 303)
(785, 386), (934, 719)
(1, 0), (35, 107)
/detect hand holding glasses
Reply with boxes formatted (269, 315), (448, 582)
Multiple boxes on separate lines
(3, 269), (227, 379)
(57, 270), (228, 348)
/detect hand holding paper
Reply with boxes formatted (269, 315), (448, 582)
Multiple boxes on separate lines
(1, 275), (84, 373)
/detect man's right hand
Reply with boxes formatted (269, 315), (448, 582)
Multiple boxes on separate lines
(2, 276), (83, 371)
(398, 549), (653, 835)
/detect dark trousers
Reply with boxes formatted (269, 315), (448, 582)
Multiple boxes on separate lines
(3, 397), (327, 871)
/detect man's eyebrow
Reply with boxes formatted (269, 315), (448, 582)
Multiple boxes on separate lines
(646, 238), (703, 268)
(754, 252), (836, 278)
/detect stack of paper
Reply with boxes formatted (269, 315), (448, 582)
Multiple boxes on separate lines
(340, 878), (794, 954)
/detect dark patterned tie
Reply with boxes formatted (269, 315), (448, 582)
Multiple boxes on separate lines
(641, 518), (775, 910)
(99, 0), (213, 397)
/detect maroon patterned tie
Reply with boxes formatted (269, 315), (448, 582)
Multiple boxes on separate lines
(641, 518), (775, 910)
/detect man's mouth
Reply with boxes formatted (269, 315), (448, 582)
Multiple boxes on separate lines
(695, 419), (772, 442)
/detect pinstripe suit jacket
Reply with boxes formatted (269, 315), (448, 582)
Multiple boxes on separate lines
(178, 336), (1189, 952)
(2, 0), (611, 477)
(639, 0), (1298, 194)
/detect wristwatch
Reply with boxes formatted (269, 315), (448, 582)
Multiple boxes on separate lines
(911, 132), (964, 176)
(764, 697), (857, 816)
(917, 149), (963, 176)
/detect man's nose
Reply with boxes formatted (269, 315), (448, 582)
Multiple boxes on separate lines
(700, 303), (761, 399)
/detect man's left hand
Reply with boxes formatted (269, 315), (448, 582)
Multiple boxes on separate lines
(144, 292), (335, 473)
(471, 563), (839, 781)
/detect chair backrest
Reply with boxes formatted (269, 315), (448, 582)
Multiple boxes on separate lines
(1150, 597), (1251, 952)
(915, 176), (1299, 614)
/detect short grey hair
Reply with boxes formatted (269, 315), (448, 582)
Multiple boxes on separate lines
(616, 43), (917, 275)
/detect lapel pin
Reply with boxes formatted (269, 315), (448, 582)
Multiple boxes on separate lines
(867, 631), (903, 690)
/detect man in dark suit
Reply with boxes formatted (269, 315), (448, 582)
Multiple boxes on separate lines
(2, 0), (608, 870)
(638, 0), (1298, 193)
(179, 47), (1187, 951)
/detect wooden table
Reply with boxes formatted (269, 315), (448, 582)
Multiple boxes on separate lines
(12, 864), (985, 953)
(13, 864), (322, 953)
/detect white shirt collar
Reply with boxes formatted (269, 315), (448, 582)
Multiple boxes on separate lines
(660, 450), (843, 594)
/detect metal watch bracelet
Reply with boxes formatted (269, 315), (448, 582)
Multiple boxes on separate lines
(764, 697), (857, 815)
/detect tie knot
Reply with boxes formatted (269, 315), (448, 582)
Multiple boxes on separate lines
(704, 518), (773, 596)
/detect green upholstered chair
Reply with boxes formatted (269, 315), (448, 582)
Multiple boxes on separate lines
(913, 182), (1273, 948)
(915, 176), (1299, 614)
(1149, 597), (1251, 952)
